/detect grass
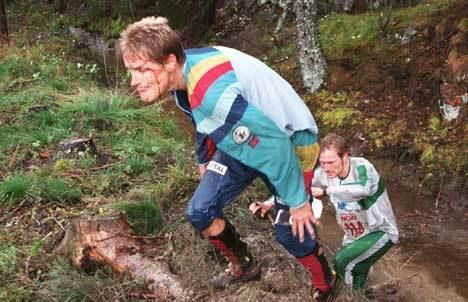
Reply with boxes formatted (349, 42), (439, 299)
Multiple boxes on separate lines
(0, 174), (36, 206)
(318, 0), (454, 59)
(36, 258), (143, 302)
(114, 199), (162, 235)
(38, 177), (81, 204)
(124, 155), (151, 176)
(320, 12), (379, 59)
(0, 244), (17, 274)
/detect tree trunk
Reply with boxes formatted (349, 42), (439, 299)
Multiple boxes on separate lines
(294, 0), (327, 93)
(0, 0), (8, 45)
(56, 214), (191, 300)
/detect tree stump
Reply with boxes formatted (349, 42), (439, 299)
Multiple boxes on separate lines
(56, 215), (190, 300)
(55, 138), (98, 159)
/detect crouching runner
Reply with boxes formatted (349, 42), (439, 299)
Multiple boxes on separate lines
(311, 133), (399, 294)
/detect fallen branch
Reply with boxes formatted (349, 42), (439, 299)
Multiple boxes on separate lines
(434, 177), (444, 209)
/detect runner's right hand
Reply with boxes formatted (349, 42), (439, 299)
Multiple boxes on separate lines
(249, 201), (274, 218)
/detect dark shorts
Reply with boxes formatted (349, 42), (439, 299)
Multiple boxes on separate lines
(186, 150), (276, 231)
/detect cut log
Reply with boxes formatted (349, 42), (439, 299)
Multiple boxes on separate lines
(56, 214), (191, 300)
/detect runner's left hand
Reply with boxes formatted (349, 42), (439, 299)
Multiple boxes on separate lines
(311, 186), (325, 198)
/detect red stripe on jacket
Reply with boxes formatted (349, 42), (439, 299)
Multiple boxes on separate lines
(189, 61), (233, 109)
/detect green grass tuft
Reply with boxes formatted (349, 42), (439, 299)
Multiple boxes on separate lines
(0, 174), (36, 206)
(115, 199), (162, 235)
(38, 178), (81, 204)
(124, 155), (151, 176)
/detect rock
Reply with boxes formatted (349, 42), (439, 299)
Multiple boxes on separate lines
(349, 132), (365, 157)
(67, 26), (122, 71)
(401, 27), (417, 45)
(335, 0), (354, 12)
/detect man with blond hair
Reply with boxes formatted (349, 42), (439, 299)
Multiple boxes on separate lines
(119, 17), (333, 299)
(311, 133), (398, 293)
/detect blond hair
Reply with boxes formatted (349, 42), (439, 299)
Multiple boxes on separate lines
(119, 16), (185, 63)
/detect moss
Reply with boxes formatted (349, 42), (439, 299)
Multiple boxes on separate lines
(420, 144), (436, 164)
(320, 108), (361, 128)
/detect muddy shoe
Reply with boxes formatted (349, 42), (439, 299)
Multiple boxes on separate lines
(210, 260), (261, 289)
(365, 287), (377, 300)
(312, 288), (332, 301)
(313, 270), (340, 302)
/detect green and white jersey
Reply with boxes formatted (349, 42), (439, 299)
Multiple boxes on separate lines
(313, 157), (399, 246)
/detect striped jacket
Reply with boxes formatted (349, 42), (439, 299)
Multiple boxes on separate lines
(173, 46), (318, 208)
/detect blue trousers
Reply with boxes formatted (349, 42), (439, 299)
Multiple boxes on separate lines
(186, 151), (317, 257)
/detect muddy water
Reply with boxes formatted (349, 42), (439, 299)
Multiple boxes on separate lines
(388, 182), (468, 299)
(318, 163), (468, 301)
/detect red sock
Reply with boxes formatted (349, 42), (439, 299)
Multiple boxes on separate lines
(209, 237), (241, 275)
(297, 253), (332, 292)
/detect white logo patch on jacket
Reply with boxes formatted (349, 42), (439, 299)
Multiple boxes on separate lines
(232, 126), (251, 144)
(207, 161), (228, 175)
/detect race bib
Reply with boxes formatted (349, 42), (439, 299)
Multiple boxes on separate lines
(340, 213), (366, 238)
(207, 161), (228, 175)
(335, 201), (368, 239)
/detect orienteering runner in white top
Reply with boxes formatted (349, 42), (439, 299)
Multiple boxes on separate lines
(311, 133), (398, 291)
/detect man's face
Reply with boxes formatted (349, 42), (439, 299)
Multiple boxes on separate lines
(123, 53), (171, 105)
(319, 148), (348, 178)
